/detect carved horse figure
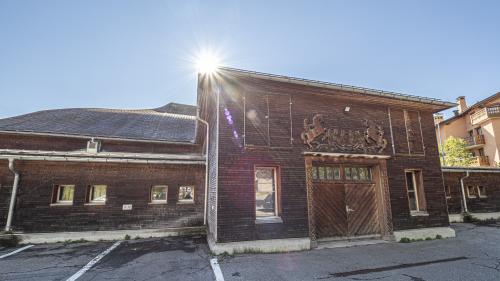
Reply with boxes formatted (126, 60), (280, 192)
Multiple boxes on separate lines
(301, 114), (326, 149)
(364, 120), (388, 153)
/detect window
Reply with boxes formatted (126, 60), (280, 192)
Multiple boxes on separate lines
(255, 167), (278, 218)
(445, 185), (452, 199)
(178, 186), (194, 203)
(478, 186), (487, 198)
(405, 170), (426, 213)
(467, 185), (477, 198)
(87, 185), (107, 204)
(345, 167), (372, 181)
(52, 185), (75, 205)
(151, 185), (167, 203)
(468, 130), (473, 137)
(312, 166), (340, 181)
(476, 127), (483, 135)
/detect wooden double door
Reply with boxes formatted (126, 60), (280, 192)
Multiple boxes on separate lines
(313, 167), (380, 239)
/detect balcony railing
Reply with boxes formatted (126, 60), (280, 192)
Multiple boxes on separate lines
(471, 155), (490, 167)
(470, 106), (500, 125)
(464, 134), (486, 147)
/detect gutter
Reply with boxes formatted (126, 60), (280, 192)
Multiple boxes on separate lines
(5, 158), (20, 231)
(196, 108), (210, 226)
(459, 171), (470, 213)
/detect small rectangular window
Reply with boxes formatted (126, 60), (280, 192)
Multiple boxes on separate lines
(151, 185), (168, 203)
(405, 170), (426, 213)
(467, 186), (477, 198)
(53, 185), (75, 205)
(88, 185), (107, 203)
(255, 167), (277, 218)
(478, 186), (487, 198)
(445, 185), (452, 199)
(312, 167), (318, 180)
(178, 186), (194, 203)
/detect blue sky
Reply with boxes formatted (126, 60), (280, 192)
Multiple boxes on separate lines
(1, 0), (499, 118)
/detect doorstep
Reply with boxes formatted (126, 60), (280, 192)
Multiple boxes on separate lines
(316, 239), (388, 250)
(16, 226), (206, 244)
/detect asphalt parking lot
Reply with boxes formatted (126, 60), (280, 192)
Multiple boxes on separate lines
(1, 224), (499, 281)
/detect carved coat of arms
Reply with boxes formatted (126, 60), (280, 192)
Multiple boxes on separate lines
(300, 114), (387, 153)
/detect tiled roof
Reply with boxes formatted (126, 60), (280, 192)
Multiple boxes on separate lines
(0, 103), (197, 143)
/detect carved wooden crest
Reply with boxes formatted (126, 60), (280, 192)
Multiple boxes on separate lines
(300, 114), (388, 153)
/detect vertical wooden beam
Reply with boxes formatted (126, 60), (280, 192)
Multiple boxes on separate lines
(387, 107), (396, 155)
(403, 109), (412, 155)
(304, 156), (317, 246)
(418, 111), (426, 155)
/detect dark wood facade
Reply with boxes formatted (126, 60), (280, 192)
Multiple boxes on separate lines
(443, 170), (500, 214)
(0, 133), (205, 232)
(199, 68), (452, 244)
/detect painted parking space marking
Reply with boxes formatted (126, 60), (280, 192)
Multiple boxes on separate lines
(210, 258), (225, 281)
(65, 240), (123, 281)
(0, 244), (34, 259)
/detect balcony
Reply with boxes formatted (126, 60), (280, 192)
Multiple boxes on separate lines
(471, 155), (490, 167)
(470, 106), (500, 125)
(464, 134), (486, 148)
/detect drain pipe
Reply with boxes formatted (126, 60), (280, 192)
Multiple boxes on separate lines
(5, 158), (20, 231)
(196, 111), (210, 226)
(459, 171), (470, 213)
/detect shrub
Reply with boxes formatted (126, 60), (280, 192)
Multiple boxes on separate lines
(124, 234), (131, 240)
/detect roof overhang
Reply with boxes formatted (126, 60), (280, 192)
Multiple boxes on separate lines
(207, 67), (455, 112)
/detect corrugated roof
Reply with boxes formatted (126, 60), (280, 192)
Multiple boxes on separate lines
(0, 103), (197, 143)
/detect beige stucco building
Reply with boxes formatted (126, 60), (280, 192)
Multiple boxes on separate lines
(435, 93), (500, 167)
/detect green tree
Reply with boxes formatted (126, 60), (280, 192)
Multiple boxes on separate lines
(440, 136), (474, 167)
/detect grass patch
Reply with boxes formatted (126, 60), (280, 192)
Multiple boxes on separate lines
(399, 235), (443, 243)
(63, 238), (88, 245)
(0, 234), (19, 248)
(462, 213), (500, 225)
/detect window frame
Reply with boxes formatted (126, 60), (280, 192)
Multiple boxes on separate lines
(405, 169), (427, 215)
(466, 185), (477, 198)
(86, 185), (107, 205)
(477, 186), (487, 198)
(254, 166), (282, 223)
(51, 184), (75, 206)
(177, 185), (195, 204)
(445, 185), (452, 199)
(150, 185), (168, 204)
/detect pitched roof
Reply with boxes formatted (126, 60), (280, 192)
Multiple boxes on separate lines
(215, 67), (455, 110)
(0, 103), (197, 143)
(440, 92), (500, 125)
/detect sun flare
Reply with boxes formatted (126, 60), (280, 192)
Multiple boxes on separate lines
(195, 50), (221, 74)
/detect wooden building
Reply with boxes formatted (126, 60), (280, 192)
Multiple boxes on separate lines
(1, 67), (462, 252)
(198, 68), (457, 253)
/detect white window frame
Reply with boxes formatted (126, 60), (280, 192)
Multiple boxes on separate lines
(87, 185), (107, 205)
(445, 185), (452, 199)
(467, 185), (477, 198)
(405, 170), (427, 215)
(53, 184), (75, 205)
(254, 166), (282, 223)
(477, 186), (487, 198)
(177, 185), (195, 204)
(150, 185), (168, 204)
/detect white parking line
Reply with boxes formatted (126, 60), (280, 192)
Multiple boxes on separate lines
(65, 240), (122, 281)
(0, 244), (34, 259)
(210, 258), (225, 281)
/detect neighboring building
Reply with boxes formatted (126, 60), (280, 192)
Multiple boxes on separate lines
(435, 93), (500, 167)
(0, 103), (206, 232)
(442, 167), (500, 215)
(1, 67), (460, 253)
(198, 67), (456, 253)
